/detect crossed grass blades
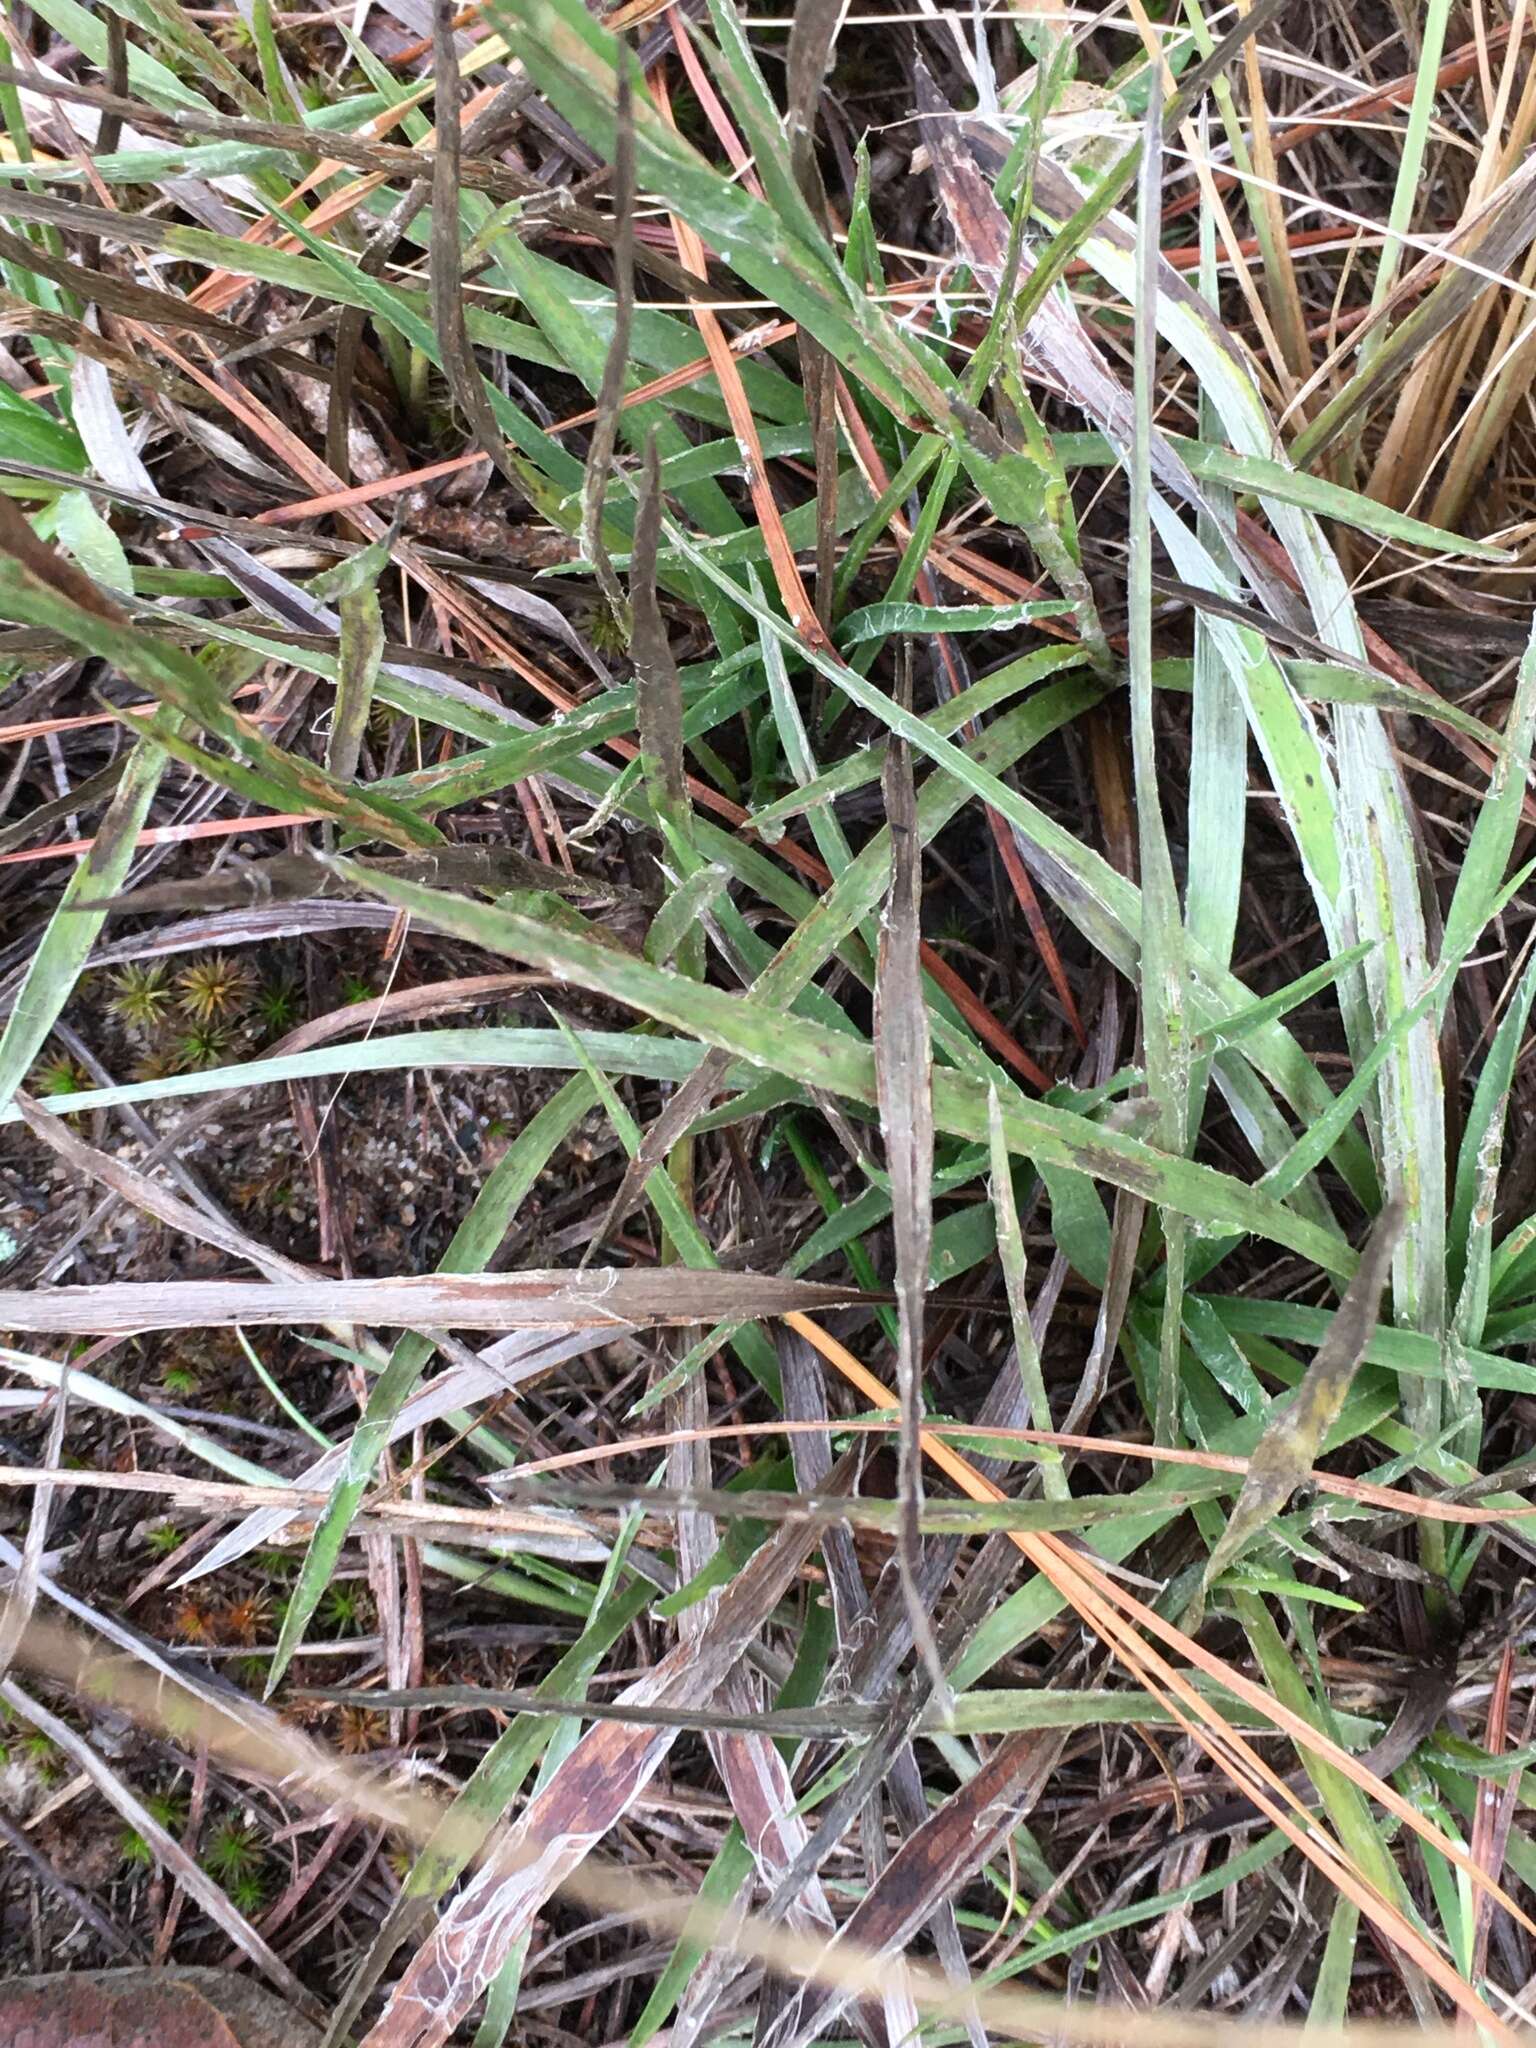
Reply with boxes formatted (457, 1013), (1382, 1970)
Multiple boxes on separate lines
(1, 0), (1536, 2043)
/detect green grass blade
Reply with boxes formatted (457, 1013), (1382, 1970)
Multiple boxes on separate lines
(325, 855), (1355, 1276)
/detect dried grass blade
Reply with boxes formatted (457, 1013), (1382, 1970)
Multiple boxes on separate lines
(1197, 1200), (1405, 1605)
(761, 1727), (1063, 2048)
(357, 1457), (855, 2048)
(876, 711), (945, 1706)
(649, 62), (821, 639)
(987, 1087), (1067, 1500)
(630, 437), (689, 833)
(585, 1049), (730, 1260)
(669, 1369), (835, 1966)
(428, 0), (515, 483)
(0, 1345), (67, 1683)
(1295, 152), (1536, 465)
(0, 1270), (882, 1336)
(1470, 1644), (1525, 1985)
(581, 56), (636, 633)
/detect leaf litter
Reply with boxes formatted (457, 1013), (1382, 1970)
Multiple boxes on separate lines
(2, 1), (1536, 2043)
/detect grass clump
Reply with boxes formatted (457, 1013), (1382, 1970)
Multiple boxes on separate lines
(0, 0), (1534, 2041)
